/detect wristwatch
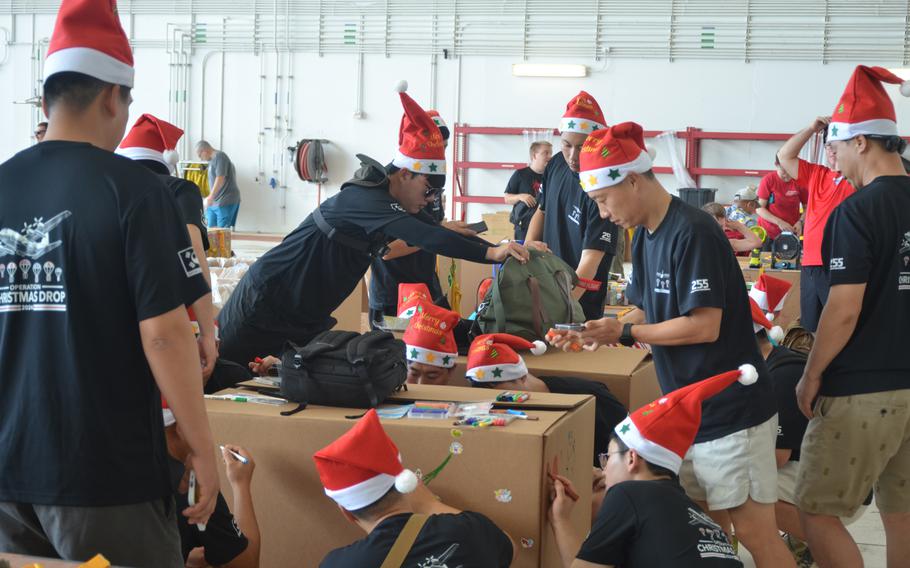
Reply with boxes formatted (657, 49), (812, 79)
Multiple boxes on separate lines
(619, 323), (636, 347)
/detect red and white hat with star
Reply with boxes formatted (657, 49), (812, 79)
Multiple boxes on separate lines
(392, 81), (446, 176)
(44, 0), (135, 88)
(560, 91), (607, 135)
(466, 333), (547, 383)
(397, 283), (432, 319)
(614, 365), (758, 474)
(749, 297), (784, 343)
(118, 114), (183, 168)
(426, 110), (447, 130)
(579, 122), (656, 193)
(828, 65), (910, 143)
(403, 301), (459, 368)
(313, 409), (418, 511)
(748, 274), (791, 319)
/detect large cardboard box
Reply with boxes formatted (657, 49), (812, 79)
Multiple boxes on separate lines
(741, 267), (801, 329)
(208, 385), (594, 568)
(449, 346), (661, 411)
(330, 280), (365, 332)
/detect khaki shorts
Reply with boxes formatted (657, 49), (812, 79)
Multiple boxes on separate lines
(679, 415), (779, 511)
(796, 390), (910, 516)
(778, 461), (865, 526)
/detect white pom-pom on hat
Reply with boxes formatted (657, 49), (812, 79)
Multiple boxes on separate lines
(769, 326), (785, 343)
(900, 81), (910, 97)
(766, 312), (775, 321)
(395, 79), (409, 93)
(163, 149), (180, 166)
(737, 364), (758, 386)
(395, 469), (418, 494)
(645, 144), (657, 161)
(530, 340), (547, 356)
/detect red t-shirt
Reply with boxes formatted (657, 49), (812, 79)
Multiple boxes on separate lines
(757, 172), (808, 240)
(797, 159), (856, 266)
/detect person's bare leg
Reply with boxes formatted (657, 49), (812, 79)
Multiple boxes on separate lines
(729, 498), (796, 568)
(776, 501), (805, 541)
(800, 511), (862, 568)
(881, 511), (910, 568)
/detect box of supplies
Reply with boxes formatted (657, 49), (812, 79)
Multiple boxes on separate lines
(207, 385), (594, 568)
(206, 227), (232, 258)
(451, 346), (660, 411)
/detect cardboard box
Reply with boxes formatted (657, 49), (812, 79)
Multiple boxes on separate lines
(330, 279), (365, 332)
(208, 385), (594, 568)
(449, 346), (661, 411)
(483, 211), (514, 235)
(740, 267), (801, 329)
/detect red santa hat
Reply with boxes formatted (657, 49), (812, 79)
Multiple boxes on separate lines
(313, 409), (418, 511)
(403, 301), (459, 368)
(748, 274), (791, 319)
(117, 114), (183, 168)
(466, 333), (547, 383)
(579, 122), (656, 193)
(614, 365), (759, 474)
(749, 298), (785, 343)
(828, 65), (910, 143)
(392, 80), (446, 176)
(397, 283), (432, 319)
(426, 110), (447, 130)
(44, 0), (134, 88)
(560, 91), (607, 135)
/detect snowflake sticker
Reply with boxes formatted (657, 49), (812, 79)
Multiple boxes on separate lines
(449, 442), (464, 455)
(439, 321), (447, 330)
(520, 537), (535, 549)
(494, 489), (512, 503)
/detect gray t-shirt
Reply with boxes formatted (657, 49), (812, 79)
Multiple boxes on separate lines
(208, 151), (241, 206)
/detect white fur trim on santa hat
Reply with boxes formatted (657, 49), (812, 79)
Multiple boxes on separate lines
(580, 150), (653, 193)
(325, 473), (396, 511)
(614, 417), (683, 474)
(405, 344), (457, 368)
(45, 46), (135, 88)
(467, 359), (528, 383)
(827, 118), (898, 143)
(392, 151), (446, 175)
(559, 116), (606, 135)
(395, 79), (409, 93)
(738, 364), (758, 385)
(530, 340), (547, 356)
(116, 146), (169, 167)
(395, 469), (418, 493)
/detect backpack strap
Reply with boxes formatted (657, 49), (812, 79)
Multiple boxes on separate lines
(492, 259), (510, 331)
(346, 332), (394, 407)
(379, 513), (429, 568)
(526, 276), (546, 339)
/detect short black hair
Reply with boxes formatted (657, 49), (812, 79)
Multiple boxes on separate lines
(36, 121), (48, 128)
(864, 134), (908, 155)
(346, 486), (403, 520)
(43, 72), (131, 112)
(774, 154), (781, 166)
(609, 431), (679, 480)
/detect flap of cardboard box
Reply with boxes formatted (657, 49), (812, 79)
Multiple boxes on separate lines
(530, 346), (650, 376)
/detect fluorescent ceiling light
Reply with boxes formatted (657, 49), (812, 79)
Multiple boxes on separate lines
(512, 63), (587, 78)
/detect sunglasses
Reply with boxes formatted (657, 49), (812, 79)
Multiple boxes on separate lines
(424, 187), (443, 199)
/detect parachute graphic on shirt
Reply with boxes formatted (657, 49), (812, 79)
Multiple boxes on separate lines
(0, 211), (72, 260)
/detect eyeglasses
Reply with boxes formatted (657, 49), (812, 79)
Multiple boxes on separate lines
(424, 187), (442, 199)
(598, 450), (626, 469)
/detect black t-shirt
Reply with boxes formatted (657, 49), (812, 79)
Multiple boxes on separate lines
(505, 167), (543, 239)
(369, 197), (445, 311)
(578, 479), (743, 567)
(0, 141), (208, 506)
(137, 159), (210, 251)
(541, 376), (627, 466)
(539, 153), (617, 266)
(220, 181), (490, 334)
(820, 175), (910, 396)
(767, 345), (808, 461)
(176, 490), (249, 565)
(320, 511), (513, 568)
(626, 198), (775, 443)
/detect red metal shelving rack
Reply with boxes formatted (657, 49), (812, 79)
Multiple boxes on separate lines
(451, 123), (794, 220)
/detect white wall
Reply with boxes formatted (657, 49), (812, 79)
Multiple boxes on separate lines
(2, 12), (909, 234)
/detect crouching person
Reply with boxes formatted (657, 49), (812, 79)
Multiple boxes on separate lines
(314, 409), (516, 567)
(548, 367), (757, 567)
